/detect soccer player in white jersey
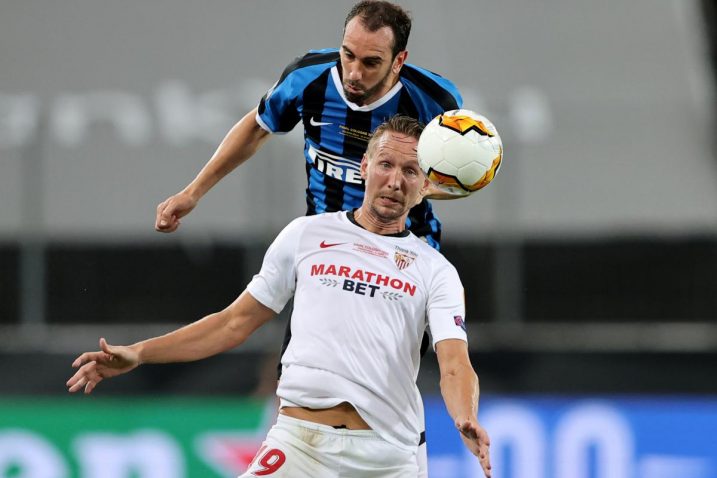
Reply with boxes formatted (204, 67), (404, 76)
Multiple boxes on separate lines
(154, 2), (468, 474)
(67, 115), (492, 478)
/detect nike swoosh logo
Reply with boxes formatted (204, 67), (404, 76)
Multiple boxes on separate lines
(310, 117), (332, 127)
(320, 241), (345, 248)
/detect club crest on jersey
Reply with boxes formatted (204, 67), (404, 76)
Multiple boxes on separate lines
(394, 246), (417, 271)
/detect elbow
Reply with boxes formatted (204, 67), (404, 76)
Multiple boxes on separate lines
(227, 322), (249, 348)
(440, 364), (478, 389)
(222, 312), (251, 350)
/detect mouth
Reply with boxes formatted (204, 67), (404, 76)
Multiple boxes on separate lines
(344, 82), (363, 95)
(379, 195), (402, 206)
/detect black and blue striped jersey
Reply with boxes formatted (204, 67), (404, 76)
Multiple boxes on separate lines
(256, 48), (462, 250)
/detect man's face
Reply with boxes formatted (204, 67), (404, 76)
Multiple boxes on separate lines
(360, 132), (428, 222)
(340, 18), (406, 105)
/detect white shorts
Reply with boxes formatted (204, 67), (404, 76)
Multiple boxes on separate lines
(239, 414), (418, 478)
(417, 441), (428, 478)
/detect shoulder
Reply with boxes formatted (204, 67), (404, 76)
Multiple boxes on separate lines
(409, 235), (459, 276)
(281, 211), (343, 235)
(403, 234), (448, 264)
(277, 215), (314, 238)
(277, 48), (340, 82)
(399, 63), (462, 111)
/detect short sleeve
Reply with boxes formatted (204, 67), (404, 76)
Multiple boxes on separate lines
(246, 217), (307, 313)
(255, 52), (317, 134)
(256, 71), (301, 134)
(426, 262), (468, 347)
(256, 50), (339, 134)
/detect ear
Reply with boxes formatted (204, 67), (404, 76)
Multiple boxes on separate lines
(410, 176), (430, 207)
(392, 50), (408, 74)
(360, 154), (369, 180)
(420, 176), (430, 196)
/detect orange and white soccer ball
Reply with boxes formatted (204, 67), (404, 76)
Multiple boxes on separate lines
(417, 109), (503, 196)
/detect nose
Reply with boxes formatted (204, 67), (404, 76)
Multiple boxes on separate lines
(348, 65), (363, 82)
(387, 168), (402, 189)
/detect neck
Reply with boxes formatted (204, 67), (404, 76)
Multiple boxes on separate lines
(369, 73), (400, 104)
(353, 206), (406, 235)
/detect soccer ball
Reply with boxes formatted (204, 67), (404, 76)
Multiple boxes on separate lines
(417, 109), (503, 195)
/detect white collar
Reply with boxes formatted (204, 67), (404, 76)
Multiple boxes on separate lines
(331, 66), (403, 112)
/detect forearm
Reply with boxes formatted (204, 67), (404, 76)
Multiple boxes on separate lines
(184, 108), (270, 200)
(423, 182), (470, 200)
(131, 301), (254, 365)
(436, 340), (491, 474)
(440, 362), (479, 422)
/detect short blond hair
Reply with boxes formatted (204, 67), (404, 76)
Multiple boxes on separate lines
(366, 115), (424, 159)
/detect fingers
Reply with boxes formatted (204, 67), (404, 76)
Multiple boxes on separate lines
(155, 200), (180, 232)
(156, 215), (179, 232)
(71, 353), (86, 368)
(457, 420), (491, 444)
(479, 443), (492, 477)
(69, 342), (114, 392)
(66, 363), (88, 391)
(72, 351), (103, 368)
(66, 361), (102, 394)
(99, 337), (113, 355)
(84, 378), (99, 394)
(457, 420), (492, 477)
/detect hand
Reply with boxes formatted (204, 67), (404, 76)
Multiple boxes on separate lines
(457, 419), (491, 477)
(421, 181), (470, 201)
(155, 191), (198, 233)
(66, 338), (140, 394)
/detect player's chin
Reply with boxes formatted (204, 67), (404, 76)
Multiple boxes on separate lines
(343, 86), (366, 103)
(371, 199), (402, 212)
(376, 197), (406, 213)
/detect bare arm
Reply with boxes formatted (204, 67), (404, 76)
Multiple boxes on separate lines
(66, 290), (275, 394)
(436, 339), (492, 477)
(412, 181), (470, 206)
(155, 107), (272, 232)
(422, 181), (470, 200)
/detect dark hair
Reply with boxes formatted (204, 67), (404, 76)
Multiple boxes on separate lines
(366, 115), (424, 157)
(344, 1), (412, 58)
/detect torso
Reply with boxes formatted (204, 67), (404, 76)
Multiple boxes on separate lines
(246, 211), (467, 448)
(256, 49), (463, 249)
(280, 402), (371, 430)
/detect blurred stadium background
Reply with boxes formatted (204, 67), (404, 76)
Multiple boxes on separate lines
(2, 0), (717, 477)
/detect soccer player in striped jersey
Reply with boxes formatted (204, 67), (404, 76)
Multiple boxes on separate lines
(153, 2), (467, 474)
(69, 116), (491, 478)
(154, 1), (464, 248)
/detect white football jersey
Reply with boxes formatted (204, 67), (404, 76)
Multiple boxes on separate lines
(247, 211), (468, 450)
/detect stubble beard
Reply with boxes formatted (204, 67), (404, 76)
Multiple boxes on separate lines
(368, 198), (406, 224)
(344, 70), (392, 105)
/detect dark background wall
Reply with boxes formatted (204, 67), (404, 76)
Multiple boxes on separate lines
(2, 238), (716, 396)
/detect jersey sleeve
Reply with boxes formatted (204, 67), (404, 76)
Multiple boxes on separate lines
(426, 262), (468, 347)
(246, 217), (307, 313)
(256, 64), (302, 134)
(256, 49), (338, 134)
